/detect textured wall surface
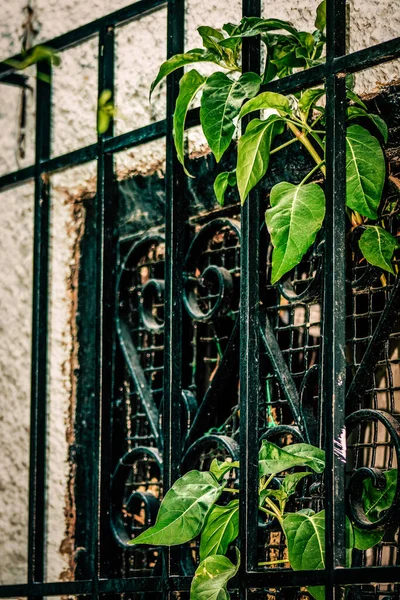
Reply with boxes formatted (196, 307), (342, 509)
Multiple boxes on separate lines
(0, 0), (399, 585)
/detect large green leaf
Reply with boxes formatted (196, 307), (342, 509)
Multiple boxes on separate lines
(199, 499), (239, 561)
(209, 458), (240, 481)
(238, 91), (291, 119)
(283, 511), (353, 600)
(358, 226), (399, 274)
(363, 469), (398, 522)
(347, 106), (388, 143)
(200, 72), (261, 162)
(173, 69), (206, 176)
(259, 441), (325, 476)
(191, 548), (240, 600)
(237, 115), (284, 203)
(346, 125), (386, 220)
(150, 49), (219, 98)
(128, 470), (223, 546)
(265, 182), (325, 284)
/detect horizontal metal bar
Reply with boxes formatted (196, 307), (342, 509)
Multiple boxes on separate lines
(1, 566), (400, 598)
(0, 0), (167, 81)
(1, 35), (400, 192)
(104, 118), (167, 153)
(334, 35), (400, 74)
(0, 165), (35, 190)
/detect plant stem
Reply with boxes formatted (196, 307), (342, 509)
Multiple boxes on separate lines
(258, 506), (277, 519)
(223, 487), (239, 494)
(258, 559), (289, 566)
(270, 136), (299, 155)
(299, 160), (325, 186)
(287, 121), (326, 177)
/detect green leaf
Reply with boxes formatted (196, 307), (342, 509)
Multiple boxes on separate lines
(238, 91), (291, 119)
(265, 182), (325, 284)
(128, 470), (223, 546)
(283, 511), (353, 600)
(258, 441), (325, 476)
(347, 106), (388, 143)
(260, 472), (309, 508)
(200, 72), (261, 162)
(315, 0), (326, 32)
(237, 115), (284, 203)
(346, 125), (386, 220)
(191, 548), (240, 600)
(363, 469), (398, 522)
(149, 49), (220, 98)
(209, 458), (240, 481)
(298, 88), (325, 120)
(97, 89), (116, 135)
(359, 226), (399, 274)
(199, 499), (239, 561)
(353, 525), (384, 551)
(219, 18), (298, 47)
(173, 69), (206, 177)
(213, 172), (237, 206)
(347, 89), (367, 110)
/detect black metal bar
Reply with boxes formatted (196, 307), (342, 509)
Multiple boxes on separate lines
(2, 563), (400, 599)
(239, 0), (261, 593)
(88, 23), (116, 598)
(97, 25), (118, 585)
(28, 58), (52, 589)
(163, 0), (185, 583)
(322, 1), (347, 598)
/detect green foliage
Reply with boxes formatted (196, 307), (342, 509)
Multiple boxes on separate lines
(130, 440), (391, 600)
(237, 115), (284, 202)
(345, 125), (386, 220)
(128, 470), (223, 546)
(199, 499), (239, 561)
(209, 458), (240, 480)
(150, 5), (395, 282)
(358, 226), (399, 274)
(259, 440), (325, 475)
(173, 69), (206, 175)
(200, 71), (261, 162)
(97, 89), (116, 135)
(362, 469), (398, 522)
(265, 182), (326, 283)
(191, 549), (240, 600)
(283, 510), (353, 600)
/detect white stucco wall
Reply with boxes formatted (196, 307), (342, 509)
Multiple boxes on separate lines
(0, 0), (399, 586)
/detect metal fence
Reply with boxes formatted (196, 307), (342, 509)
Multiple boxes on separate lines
(1, 0), (400, 598)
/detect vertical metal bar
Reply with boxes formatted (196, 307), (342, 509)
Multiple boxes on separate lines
(97, 24), (117, 585)
(91, 24), (115, 598)
(163, 0), (186, 585)
(239, 0), (261, 592)
(28, 58), (52, 589)
(322, 0), (347, 597)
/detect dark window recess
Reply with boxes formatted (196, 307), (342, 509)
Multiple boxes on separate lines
(0, 1), (400, 599)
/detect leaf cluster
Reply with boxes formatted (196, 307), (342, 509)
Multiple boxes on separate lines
(129, 442), (396, 600)
(151, 0), (398, 283)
